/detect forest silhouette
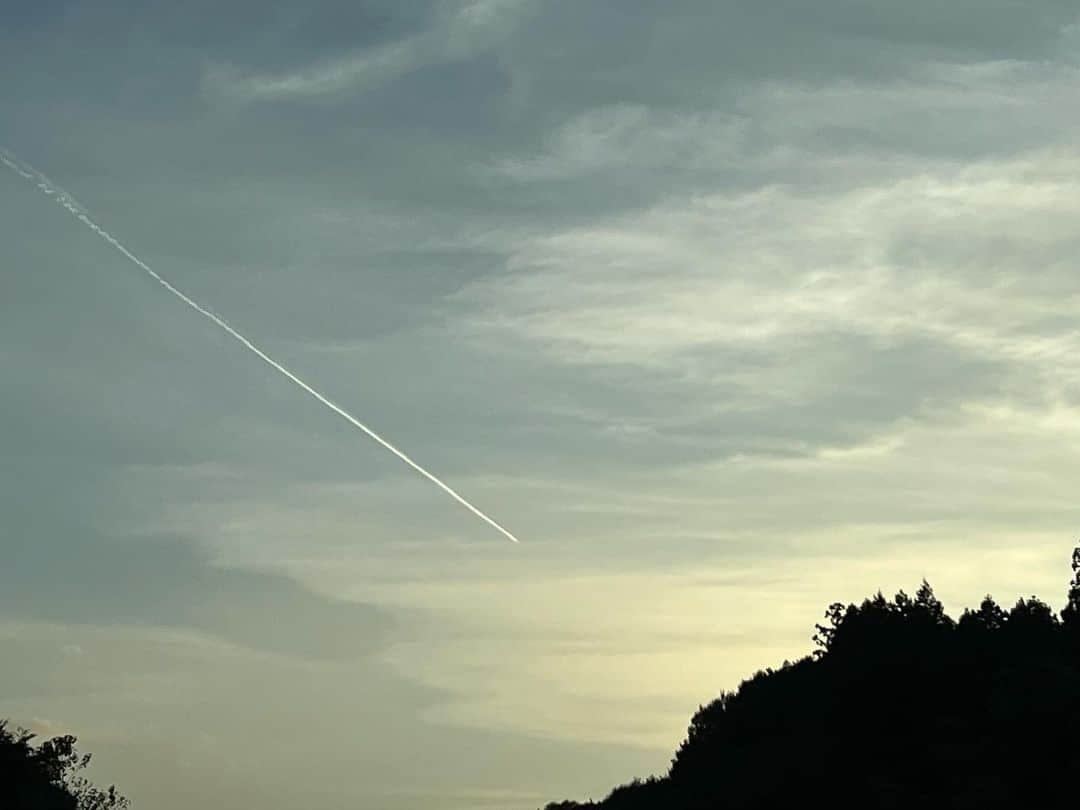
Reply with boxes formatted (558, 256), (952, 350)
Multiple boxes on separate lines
(547, 544), (1080, 809)
(8, 546), (1080, 809)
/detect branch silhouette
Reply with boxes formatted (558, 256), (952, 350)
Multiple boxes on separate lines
(2, 721), (128, 810)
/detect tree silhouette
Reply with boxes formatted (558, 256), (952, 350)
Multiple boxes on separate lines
(1062, 545), (1080, 628)
(1, 721), (128, 810)
(546, 543), (1080, 809)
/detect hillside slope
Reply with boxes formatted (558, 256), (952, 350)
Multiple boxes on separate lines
(547, 546), (1080, 809)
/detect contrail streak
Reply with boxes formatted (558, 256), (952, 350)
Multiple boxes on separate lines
(2, 147), (520, 544)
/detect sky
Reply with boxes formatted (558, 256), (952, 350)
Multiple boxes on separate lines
(4, 1), (1080, 807)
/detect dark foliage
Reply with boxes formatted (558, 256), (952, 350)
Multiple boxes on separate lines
(1, 721), (128, 810)
(547, 544), (1080, 809)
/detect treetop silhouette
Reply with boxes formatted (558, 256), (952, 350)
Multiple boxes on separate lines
(1, 721), (128, 810)
(547, 543), (1080, 809)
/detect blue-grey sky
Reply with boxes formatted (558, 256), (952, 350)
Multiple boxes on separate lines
(5, 2), (1080, 807)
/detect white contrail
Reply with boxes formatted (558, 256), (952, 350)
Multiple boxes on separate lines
(1, 147), (520, 544)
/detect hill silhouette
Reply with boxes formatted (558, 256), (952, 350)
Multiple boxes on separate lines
(547, 545), (1080, 809)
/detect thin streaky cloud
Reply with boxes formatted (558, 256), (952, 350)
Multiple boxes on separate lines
(204, 0), (533, 101)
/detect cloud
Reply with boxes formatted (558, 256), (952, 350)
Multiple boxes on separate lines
(462, 152), (1080, 376)
(492, 104), (749, 181)
(204, 0), (533, 101)
(1, 528), (392, 660)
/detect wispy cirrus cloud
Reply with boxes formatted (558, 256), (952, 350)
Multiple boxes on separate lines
(465, 154), (1080, 368)
(204, 0), (533, 101)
